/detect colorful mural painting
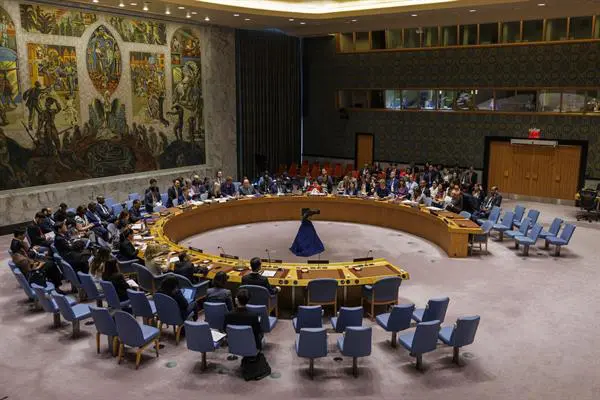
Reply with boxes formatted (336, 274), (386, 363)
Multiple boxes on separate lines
(130, 52), (168, 126)
(109, 16), (166, 45)
(0, 6), (21, 129)
(86, 25), (122, 96)
(20, 4), (97, 37)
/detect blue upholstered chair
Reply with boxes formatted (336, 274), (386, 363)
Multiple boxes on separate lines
(361, 276), (402, 319)
(160, 193), (168, 205)
(331, 306), (363, 333)
(111, 203), (123, 216)
(114, 310), (160, 369)
(116, 258), (138, 276)
(100, 280), (131, 311)
(127, 289), (157, 325)
(545, 223), (576, 256)
(438, 316), (480, 365)
(227, 325), (259, 357)
(376, 303), (415, 348)
(31, 283), (75, 327)
(128, 193), (141, 201)
(412, 297), (449, 323)
(172, 273), (209, 302)
(476, 206), (501, 226)
(89, 305), (120, 356)
(514, 209), (540, 229)
(512, 205), (526, 225)
(293, 305), (323, 333)
(459, 211), (472, 219)
(105, 197), (116, 207)
(154, 292), (193, 345)
(539, 218), (563, 243)
(239, 284), (278, 317)
(78, 272), (104, 307)
(13, 269), (38, 301)
(306, 279), (338, 313)
(125, 200), (133, 210)
(471, 220), (494, 254)
(399, 320), (441, 370)
(337, 326), (372, 377)
(296, 327), (328, 378)
(133, 263), (166, 294)
(505, 217), (531, 241)
(246, 304), (278, 333)
(204, 302), (228, 331)
(61, 260), (83, 297)
(515, 223), (543, 256)
(52, 293), (92, 337)
(185, 321), (220, 371)
(492, 211), (515, 241)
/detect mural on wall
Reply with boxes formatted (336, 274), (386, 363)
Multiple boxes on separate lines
(109, 17), (166, 45)
(0, 6), (22, 129)
(20, 4), (97, 37)
(86, 25), (122, 96)
(130, 52), (168, 126)
(170, 28), (205, 152)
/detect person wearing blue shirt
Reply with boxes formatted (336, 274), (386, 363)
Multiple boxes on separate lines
(375, 179), (391, 199)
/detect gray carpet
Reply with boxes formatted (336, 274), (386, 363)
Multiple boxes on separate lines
(1, 199), (599, 400)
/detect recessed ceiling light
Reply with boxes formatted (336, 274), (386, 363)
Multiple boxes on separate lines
(411, 14), (418, 17)
(351, 19), (357, 22)
(118, 1), (125, 7)
(469, 9), (476, 12)
(244, 18), (250, 21)
(92, 0), (99, 3)
(289, 18), (295, 21)
(204, 16), (210, 21)
(191, 11), (197, 14)
(129, 2), (137, 4)
(165, 8), (171, 14)
(178, 6), (185, 9)
(233, 13), (240, 16)
(142, 2), (148, 10)
(186, 12), (191, 18)
(300, 21), (306, 25)
(537, 2), (546, 6)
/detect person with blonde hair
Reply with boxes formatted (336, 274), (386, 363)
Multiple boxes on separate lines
(144, 242), (169, 275)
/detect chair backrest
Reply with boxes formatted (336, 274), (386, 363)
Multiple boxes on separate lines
(31, 284), (57, 312)
(371, 277), (402, 302)
(246, 304), (272, 332)
(387, 303), (415, 331)
(128, 193), (140, 201)
(204, 302), (228, 330)
(78, 272), (102, 300)
(133, 263), (158, 292)
(513, 205), (526, 222)
(99, 280), (124, 310)
(184, 321), (215, 353)
(14, 269), (36, 300)
(160, 193), (168, 204)
(450, 316), (480, 347)
(488, 206), (501, 223)
(499, 211), (515, 227)
(297, 327), (328, 358)
(295, 305), (323, 332)
(7, 260), (18, 272)
(422, 297), (450, 323)
(480, 220), (494, 234)
(125, 200), (134, 210)
(336, 306), (363, 332)
(111, 203), (123, 216)
(526, 209), (540, 225)
(342, 326), (372, 358)
(411, 320), (441, 354)
(127, 289), (154, 318)
(105, 197), (116, 207)
(153, 293), (184, 326)
(172, 273), (194, 288)
(239, 285), (271, 307)
(52, 293), (76, 321)
(61, 260), (81, 288)
(560, 223), (576, 243)
(89, 305), (118, 336)
(226, 325), (258, 357)
(459, 211), (472, 219)
(548, 218), (563, 235)
(114, 310), (145, 347)
(307, 279), (338, 303)
(517, 217), (531, 234)
(527, 223), (543, 241)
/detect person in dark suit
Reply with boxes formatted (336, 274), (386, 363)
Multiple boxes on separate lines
(472, 186), (503, 219)
(173, 251), (207, 283)
(221, 176), (236, 197)
(95, 196), (116, 223)
(129, 199), (143, 223)
(241, 258), (279, 295)
(27, 212), (52, 248)
(85, 202), (110, 241)
(446, 190), (464, 214)
(158, 275), (195, 320)
(206, 271), (234, 311)
(54, 221), (90, 273)
(118, 228), (138, 260)
(223, 289), (263, 350)
(167, 179), (183, 207)
(53, 203), (68, 222)
(39, 208), (55, 234)
(144, 178), (161, 213)
(102, 259), (131, 302)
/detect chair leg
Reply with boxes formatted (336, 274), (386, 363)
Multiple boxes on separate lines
(135, 349), (142, 369)
(175, 325), (182, 345)
(118, 343), (124, 364)
(52, 313), (61, 328)
(523, 245), (530, 256)
(499, 231), (503, 241)
(309, 358), (314, 379)
(96, 332), (101, 353)
(415, 354), (423, 370)
(555, 246), (561, 257)
(544, 239), (549, 249)
(370, 302), (375, 321)
(112, 337), (119, 357)
(515, 241), (519, 250)
(72, 320), (80, 337)
(201, 352), (207, 371)
(155, 339), (160, 358)
(453, 347), (460, 365)
(391, 332), (397, 348)
(352, 357), (358, 377)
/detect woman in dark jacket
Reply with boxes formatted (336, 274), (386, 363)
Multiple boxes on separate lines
(205, 271), (234, 311)
(102, 259), (131, 302)
(157, 275), (195, 320)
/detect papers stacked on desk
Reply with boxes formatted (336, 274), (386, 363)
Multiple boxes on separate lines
(168, 256), (180, 264)
(401, 200), (419, 207)
(261, 270), (277, 277)
(133, 234), (143, 240)
(131, 223), (143, 230)
(426, 206), (444, 211)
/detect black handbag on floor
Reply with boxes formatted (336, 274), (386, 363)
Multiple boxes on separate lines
(241, 353), (271, 381)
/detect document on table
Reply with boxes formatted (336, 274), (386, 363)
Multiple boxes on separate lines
(45, 231), (55, 241)
(126, 279), (139, 288)
(426, 206), (443, 211)
(133, 235), (143, 240)
(169, 256), (180, 263)
(131, 224), (143, 230)
(211, 329), (226, 342)
(261, 270), (277, 278)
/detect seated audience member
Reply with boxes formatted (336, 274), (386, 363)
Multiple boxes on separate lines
(116, 210), (130, 231)
(223, 289), (263, 350)
(101, 259), (131, 302)
(461, 166), (478, 191)
(472, 186), (502, 219)
(95, 196), (116, 223)
(337, 176), (349, 194)
(53, 203), (68, 222)
(90, 246), (112, 284)
(302, 172), (312, 191)
(345, 178), (358, 196)
(118, 228), (138, 261)
(74, 206), (95, 234)
(221, 176), (236, 197)
(307, 178), (323, 194)
(144, 178), (162, 213)
(40, 208), (55, 234)
(416, 188), (433, 206)
(27, 212), (53, 248)
(190, 175), (206, 199)
(358, 175), (371, 196)
(167, 179), (184, 207)
(213, 170), (224, 198)
(387, 170), (399, 194)
(54, 221), (90, 273)
(238, 178), (257, 196)
(290, 180), (303, 195)
(406, 177), (418, 198)
(10, 229), (63, 289)
(471, 184), (485, 206)
(319, 169), (333, 194)
(272, 177), (287, 195)
(206, 271), (234, 311)
(258, 172), (272, 194)
(144, 243), (169, 275)
(375, 179), (391, 199)
(241, 257), (280, 294)
(446, 189), (464, 214)
(129, 199), (143, 223)
(158, 275), (195, 320)
(430, 181), (440, 199)
(174, 251), (207, 283)
(85, 202), (110, 241)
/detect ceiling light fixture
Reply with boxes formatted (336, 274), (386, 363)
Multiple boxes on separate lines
(191, 11), (197, 14)
(469, 9), (476, 12)
(178, 6), (185, 9)
(130, 2), (137, 5)
(244, 18), (250, 21)
(351, 19), (357, 22)
(537, 2), (546, 6)
(411, 14), (418, 17)
(118, 1), (125, 6)
(204, 16), (210, 21)
(186, 12), (191, 18)
(165, 7), (171, 14)
(92, 0), (99, 3)
(289, 18), (294, 21)
(300, 21), (306, 25)
(234, 13), (240, 16)
(142, 2), (148, 11)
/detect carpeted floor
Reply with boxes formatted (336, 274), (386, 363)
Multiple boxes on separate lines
(1, 199), (599, 400)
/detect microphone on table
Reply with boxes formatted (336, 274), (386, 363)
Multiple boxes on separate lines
(365, 249), (373, 266)
(265, 248), (272, 265)
(218, 245), (226, 256)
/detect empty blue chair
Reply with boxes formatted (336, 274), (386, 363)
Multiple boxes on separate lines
(114, 310), (160, 369)
(459, 211), (472, 219)
(296, 327), (328, 378)
(160, 193), (168, 205)
(227, 325), (259, 357)
(89, 305), (120, 355)
(99, 280), (131, 311)
(13, 269), (38, 301)
(127, 289), (157, 325)
(399, 320), (441, 370)
(376, 303), (415, 348)
(331, 306), (363, 333)
(471, 220), (493, 254)
(125, 200), (134, 210)
(306, 279), (338, 313)
(239, 284), (278, 317)
(111, 203), (123, 216)
(337, 326), (372, 377)
(505, 217), (531, 241)
(31, 283), (75, 327)
(476, 206), (501, 226)
(204, 302), (228, 331)
(539, 218), (563, 243)
(133, 263), (166, 293)
(128, 193), (141, 201)
(154, 292), (193, 345)
(293, 305), (323, 333)
(78, 272), (104, 307)
(247, 304), (278, 333)
(514, 209), (540, 229)
(512, 205), (526, 224)
(52, 293), (92, 337)
(173, 273), (209, 302)
(117, 259), (138, 276)
(66, 207), (76, 214)
(361, 276), (402, 319)
(438, 316), (480, 365)
(60, 260), (82, 293)
(515, 223), (543, 256)
(105, 197), (116, 207)
(412, 297), (449, 323)
(185, 321), (220, 371)
(492, 211), (515, 241)
(545, 223), (576, 256)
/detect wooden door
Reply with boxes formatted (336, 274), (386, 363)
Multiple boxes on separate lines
(356, 133), (374, 169)
(530, 146), (555, 197)
(511, 145), (535, 196)
(551, 146), (581, 200)
(487, 142), (512, 192)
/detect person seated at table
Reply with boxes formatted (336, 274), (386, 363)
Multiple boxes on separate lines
(221, 176), (236, 197)
(115, 210), (131, 231)
(167, 179), (184, 207)
(39, 208), (55, 234)
(54, 221), (91, 273)
(414, 188), (433, 206)
(345, 178), (358, 196)
(85, 202), (110, 242)
(144, 178), (162, 213)
(144, 243), (170, 275)
(53, 203), (69, 222)
(472, 186), (502, 219)
(74, 205), (95, 236)
(102, 259), (131, 302)
(118, 228), (138, 261)
(11, 229), (63, 290)
(206, 271), (234, 312)
(174, 251), (207, 283)
(238, 178), (256, 196)
(257, 172), (272, 194)
(242, 257), (280, 295)
(290, 180), (303, 195)
(375, 179), (391, 199)
(189, 175), (207, 199)
(223, 289), (262, 350)
(95, 196), (116, 223)
(27, 212), (53, 248)
(320, 168), (333, 194)
(471, 184), (485, 207)
(129, 199), (143, 223)
(158, 275), (196, 320)
(430, 181), (440, 199)
(90, 246), (112, 288)
(387, 170), (399, 194)
(358, 175), (371, 196)
(446, 189), (464, 214)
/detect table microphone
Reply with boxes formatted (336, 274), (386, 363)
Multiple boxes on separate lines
(365, 249), (373, 266)
(218, 245), (226, 256)
(265, 248), (272, 265)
